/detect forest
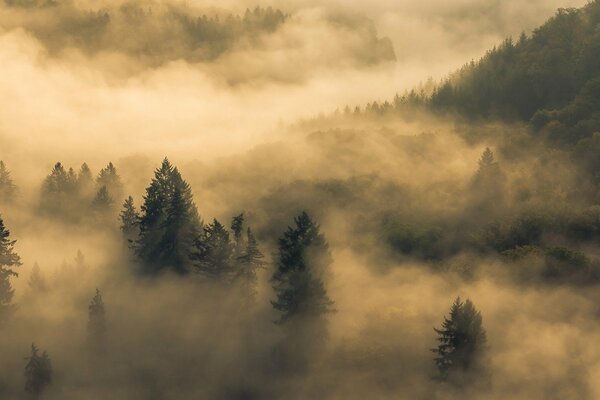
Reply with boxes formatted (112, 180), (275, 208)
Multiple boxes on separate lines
(0, 0), (599, 399)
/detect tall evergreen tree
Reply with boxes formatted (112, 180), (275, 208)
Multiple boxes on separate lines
(231, 213), (245, 255)
(76, 162), (94, 200)
(236, 227), (265, 299)
(0, 268), (15, 324)
(192, 219), (234, 280)
(120, 196), (139, 240)
(91, 186), (114, 213)
(432, 297), (488, 383)
(271, 212), (334, 323)
(135, 158), (201, 275)
(96, 162), (123, 201)
(41, 162), (78, 217)
(0, 216), (21, 323)
(88, 288), (106, 349)
(24, 343), (52, 397)
(0, 160), (17, 203)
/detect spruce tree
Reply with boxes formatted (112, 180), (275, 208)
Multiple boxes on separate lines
(135, 158), (201, 275)
(192, 219), (234, 280)
(96, 162), (123, 201)
(120, 196), (139, 239)
(271, 212), (334, 323)
(91, 186), (114, 212)
(0, 160), (17, 203)
(236, 228), (265, 299)
(0, 216), (21, 323)
(24, 343), (52, 397)
(88, 288), (106, 349)
(76, 162), (94, 200)
(231, 213), (245, 255)
(432, 297), (488, 383)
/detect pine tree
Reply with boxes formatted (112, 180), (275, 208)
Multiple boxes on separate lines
(271, 212), (334, 323)
(24, 343), (52, 397)
(28, 262), (47, 293)
(135, 158), (201, 275)
(0, 269), (15, 324)
(91, 186), (114, 212)
(231, 213), (245, 253)
(88, 288), (106, 349)
(76, 162), (94, 200)
(0, 160), (17, 203)
(96, 162), (123, 201)
(472, 148), (504, 188)
(236, 227), (265, 299)
(41, 162), (77, 217)
(192, 219), (234, 280)
(0, 216), (21, 323)
(120, 196), (139, 239)
(432, 297), (488, 382)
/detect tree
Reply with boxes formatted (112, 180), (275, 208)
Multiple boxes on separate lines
(192, 219), (234, 280)
(88, 288), (106, 349)
(76, 162), (95, 200)
(135, 158), (201, 275)
(91, 186), (114, 213)
(0, 160), (17, 203)
(28, 262), (47, 293)
(271, 212), (334, 323)
(432, 297), (488, 383)
(74, 250), (87, 274)
(40, 162), (77, 217)
(96, 162), (123, 201)
(0, 216), (21, 323)
(120, 196), (139, 240)
(236, 227), (265, 300)
(470, 148), (506, 212)
(24, 343), (52, 397)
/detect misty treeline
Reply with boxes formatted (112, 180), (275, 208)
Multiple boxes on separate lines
(1, 1), (286, 64)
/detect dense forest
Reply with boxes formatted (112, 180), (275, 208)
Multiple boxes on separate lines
(0, 0), (599, 399)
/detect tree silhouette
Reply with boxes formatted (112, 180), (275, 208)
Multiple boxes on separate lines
(271, 212), (334, 323)
(192, 219), (234, 280)
(88, 289), (106, 350)
(24, 343), (52, 397)
(432, 297), (488, 383)
(120, 196), (139, 240)
(28, 262), (47, 293)
(0, 160), (17, 203)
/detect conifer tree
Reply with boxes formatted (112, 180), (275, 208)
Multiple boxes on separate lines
(231, 213), (245, 254)
(432, 297), (488, 382)
(77, 162), (94, 200)
(96, 162), (123, 201)
(135, 158), (201, 274)
(0, 160), (17, 203)
(0, 216), (21, 323)
(120, 196), (139, 240)
(24, 343), (52, 397)
(28, 262), (47, 293)
(88, 288), (106, 349)
(236, 227), (265, 299)
(192, 219), (234, 280)
(271, 212), (334, 323)
(91, 186), (114, 212)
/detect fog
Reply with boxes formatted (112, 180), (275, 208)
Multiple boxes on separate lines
(0, 0), (598, 399)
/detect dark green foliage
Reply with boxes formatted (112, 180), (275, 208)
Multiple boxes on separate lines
(271, 212), (334, 323)
(120, 196), (139, 239)
(192, 219), (234, 280)
(88, 289), (106, 349)
(432, 298), (487, 383)
(135, 158), (201, 275)
(0, 160), (17, 203)
(24, 343), (52, 397)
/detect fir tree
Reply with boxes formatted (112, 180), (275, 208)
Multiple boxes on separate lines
(96, 162), (123, 200)
(271, 212), (334, 323)
(432, 297), (488, 383)
(91, 186), (114, 212)
(0, 160), (17, 203)
(0, 216), (21, 323)
(28, 262), (47, 293)
(120, 196), (139, 239)
(24, 343), (52, 397)
(0, 268), (15, 324)
(76, 162), (94, 200)
(231, 213), (245, 253)
(88, 288), (106, 349)
(192, 219), (234, 280)
(135, 158), (201, 275)
(236, 227), (265, 299)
